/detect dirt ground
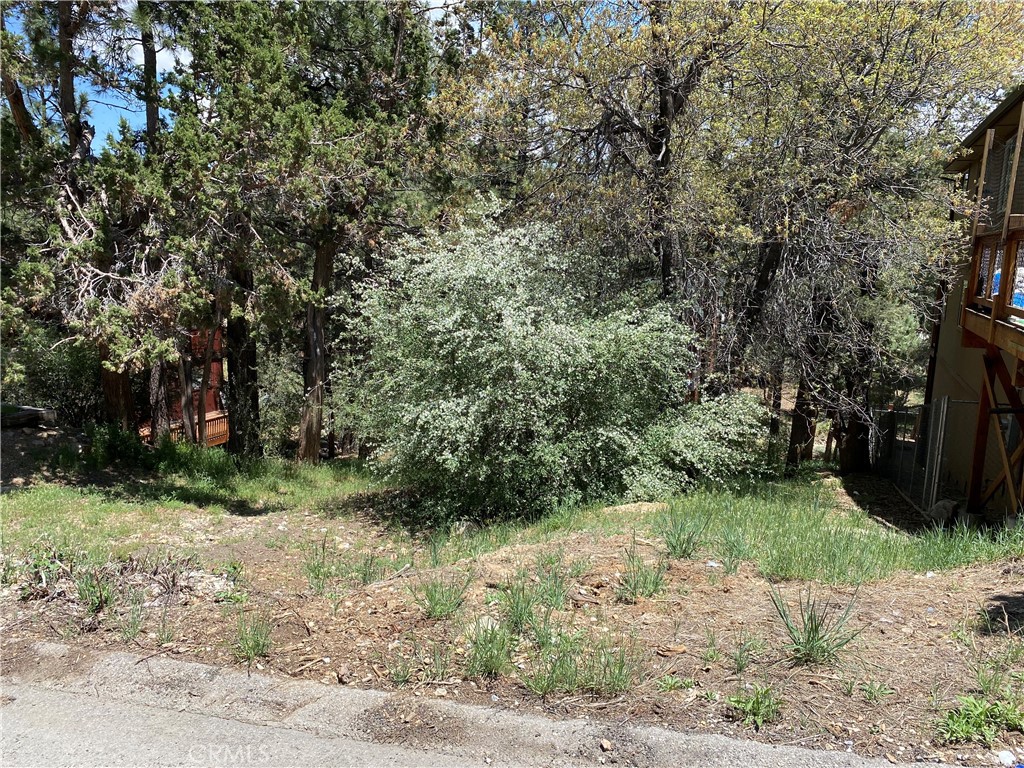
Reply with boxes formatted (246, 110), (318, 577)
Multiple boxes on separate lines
(1, 432), (1022, 766)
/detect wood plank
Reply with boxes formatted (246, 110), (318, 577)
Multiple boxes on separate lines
(1003, 113), (1024, 242)
(973, 128), (995, 242)
(966, 356), (995, 510)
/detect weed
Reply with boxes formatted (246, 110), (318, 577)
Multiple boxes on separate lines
(75, 569), (116, 614)
(770, 586), (859, 665)
(385, 653), (413, 686)
(499, 573), (538, 635)
(233, 611), (272, 664)
(702, 629), (722, 664)
(701, 689), (720, 703)
(223, 559), (244, 584)
(860, 680), (895, 703)
(840, 678), (857, 697)
(617, 535), (666, 603)
(156, 604), (174, 645)
(719, 528), (749, 574)
(973, 665), (1010, 699)
(521, 632), (584, 696)
(659, 509), (708, 559)
(586, 639), (643, 695)
(304, 536), (341, 595)
(731, 633), (765, 673)
(938, 696), (1024, 746)
(728, 684), (781, 729)
(411, 573), (471, 619)
(116, 589), (145, 642)
(656, 674), (694, 692)
(466, 624), (513, 678)
(215, 587), (249, 604)
(418, 640), (452, 682)
(534, 551), (570, 609)
(353, 553), (388, 586)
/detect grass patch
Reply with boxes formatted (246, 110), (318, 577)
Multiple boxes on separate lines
(770, 586), (860, 666)
(617, 534), (666, 603)
(938, 696), (1024, 746)
(411, 573), (471, 619)
(728, 684), (781, 729)
(233, 611), (272, 664)
(466, 624), (513, 678)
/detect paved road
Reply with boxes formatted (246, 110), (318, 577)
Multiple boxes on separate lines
(1, 642), (910, 768)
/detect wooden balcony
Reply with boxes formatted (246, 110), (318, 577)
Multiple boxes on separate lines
(141, 410), (230, 447)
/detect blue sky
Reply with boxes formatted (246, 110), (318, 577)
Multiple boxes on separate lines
(3, 4), (183, 148)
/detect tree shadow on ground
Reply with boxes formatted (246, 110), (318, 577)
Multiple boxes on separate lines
(979, 581), (1024, 635)
(90, 476), (284, 517)
(837, 473), (932, 535)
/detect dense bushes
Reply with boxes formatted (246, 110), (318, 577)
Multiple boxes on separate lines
(625, 393), (774, 501)
(1, 321), (105, 427)
(359, 219), (768, 519)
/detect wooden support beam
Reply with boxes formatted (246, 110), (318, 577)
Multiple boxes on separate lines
(966, 354), (996, 511)
(973, 129), (996, 241)
(983, 370), (1019, 512)
(982, 439), (1024, 504)
(1002, 113), (1024, 243)
(991, 348), (1024, 433)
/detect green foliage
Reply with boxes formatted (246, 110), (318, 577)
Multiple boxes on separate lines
(75, 569), (116, 614)
(728, 685), (781, 729)
(0, 321), (104, 427)
(617, 535), (666, 603)
(656, 674), (694, 692)
(304, 537), (343, 595)
(585, 639), (643, 695)
(658, 507), (708, 559)
(937, 696), (1024, 746)
(626, 393), (774, 499)
(410, 574), (471, 619)
(521, 632), (584, 696)
(770, 587), (860, 665)
(359, 217), (695, 520)
(466, 623), (514, 678)
(233, 611), (273, 664)
(499, 574), (538, 635)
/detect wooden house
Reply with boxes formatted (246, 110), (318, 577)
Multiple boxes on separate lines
(929, 84), (1024, 519)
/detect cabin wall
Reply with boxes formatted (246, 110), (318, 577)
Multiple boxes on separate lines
(930, 263), (1018, 515)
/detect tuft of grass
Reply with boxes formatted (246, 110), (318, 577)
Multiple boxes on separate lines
(418, 640), (452, 682)
(116, 589), (146, 641)
(860, 680), (895, 703)
(352, 553), (389, 586)
(770, 586), (859, 665)
(937, 696), (1024, 746)
(411, 573), (471, 619)
(702, 628), (722, 664)
(659, 507), (708, 560)
(75, 569), (116, 614)
(534, 550), (570, 608)
(728, 684), (781, 729)
(586, 639), (643, 695)
(617, 535), (666, 603)
(466, 624), (513, 678)
(385, 653), (413, 686)
(499, 573), (538, 635)
(304, 536), (342, 595)
(731, 633), (765, 674)
(233, 611), (272, 663)
(521, 632), (584, 696)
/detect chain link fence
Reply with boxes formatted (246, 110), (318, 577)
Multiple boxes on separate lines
(871, 396), (979, 512)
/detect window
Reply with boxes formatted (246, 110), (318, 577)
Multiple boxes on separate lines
(1012, 242), (1024, 311)
(976, 244), (992, 297)
(992, 245), (1005, 298)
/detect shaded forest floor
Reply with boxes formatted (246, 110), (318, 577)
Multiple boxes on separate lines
(2, 428), (1023, 767)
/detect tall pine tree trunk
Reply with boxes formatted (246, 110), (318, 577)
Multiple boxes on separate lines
(297, 238), (335, 462)
(177, 336), (196, 443)
(225, 268), (261, 458)
(149, 362), (170, 444)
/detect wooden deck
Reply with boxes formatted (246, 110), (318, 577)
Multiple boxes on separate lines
(141, 411), (229, 447)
